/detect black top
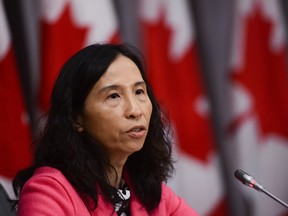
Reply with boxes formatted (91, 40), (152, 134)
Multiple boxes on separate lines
(111, 180), (131, 216)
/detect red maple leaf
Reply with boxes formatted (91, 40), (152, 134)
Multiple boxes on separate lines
(38, 5), (88, 112)
(231, 7), (288, 139)
(142, 15), (215, 162)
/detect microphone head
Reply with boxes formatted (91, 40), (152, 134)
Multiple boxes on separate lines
(234, 169), (264, 192)
(234, 169), (252, 184)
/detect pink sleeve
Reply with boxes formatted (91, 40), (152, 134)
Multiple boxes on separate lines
(161, 184), (199, 216)
(17, 175), (77, 216)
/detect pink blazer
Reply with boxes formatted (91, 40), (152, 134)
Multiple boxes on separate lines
(17, 167), (199, 216)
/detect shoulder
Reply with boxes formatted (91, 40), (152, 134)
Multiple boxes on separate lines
(18, 166), (88, 216)
(154, 183), (199, 216)
(21, 166), (75, 200)
(27, 166), (68, 183)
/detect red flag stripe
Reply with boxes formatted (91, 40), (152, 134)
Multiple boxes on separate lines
(0, 0), (32, 179)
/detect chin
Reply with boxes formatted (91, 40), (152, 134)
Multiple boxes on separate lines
(128, 144), (144, 154)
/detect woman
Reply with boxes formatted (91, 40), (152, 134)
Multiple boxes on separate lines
(13, 43), (198, 215)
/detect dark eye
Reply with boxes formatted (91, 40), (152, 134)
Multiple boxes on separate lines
(135, 89), (145, 95)
(109, 93), (120, 99)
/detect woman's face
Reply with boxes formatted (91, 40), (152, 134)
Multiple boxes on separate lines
(78, 55), (153, 164)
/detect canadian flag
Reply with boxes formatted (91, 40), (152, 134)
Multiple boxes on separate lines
(0, 0), (32, 195)
(38, 0), (120, 113)
(228, 0), (288, 215)
(139, 0), (228, 215)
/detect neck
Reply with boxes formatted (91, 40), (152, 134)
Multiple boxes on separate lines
(107, 157), (127, 188)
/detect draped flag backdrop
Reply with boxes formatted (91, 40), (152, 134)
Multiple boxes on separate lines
(228, 0), (288, 216)
(0, 0), (32, 196)
(1, 0), (288, 215)
(38, 0), (120, 113)
(139, 0), (228, 215)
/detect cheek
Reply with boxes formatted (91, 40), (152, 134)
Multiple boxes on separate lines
(84, 120), (112, 147)
(146, 101), (153, 119)
(90, 116), (111, 131)
(86, 114), (121, 139)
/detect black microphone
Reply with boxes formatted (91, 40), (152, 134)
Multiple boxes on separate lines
(234, 169), (288, 208)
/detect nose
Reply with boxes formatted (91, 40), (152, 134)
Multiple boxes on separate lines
(124, 95), (142, 120)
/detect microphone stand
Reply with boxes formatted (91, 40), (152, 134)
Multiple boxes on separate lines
(261, 188), (288, 208)
(234, 169), (288, 209)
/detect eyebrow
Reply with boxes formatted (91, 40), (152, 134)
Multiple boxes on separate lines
(98, 81), (147, 95)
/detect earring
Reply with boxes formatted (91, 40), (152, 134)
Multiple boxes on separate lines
(73, 123), (84, 132)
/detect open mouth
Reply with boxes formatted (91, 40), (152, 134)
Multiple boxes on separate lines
(127, 125), (145, 132)
(126, 125), (146, 138)
(131, 127), (144, 132)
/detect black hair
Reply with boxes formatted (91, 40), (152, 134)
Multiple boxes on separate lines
(13, 43), (174, 213)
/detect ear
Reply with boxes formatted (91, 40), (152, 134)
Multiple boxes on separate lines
(74, 116), (84, 132)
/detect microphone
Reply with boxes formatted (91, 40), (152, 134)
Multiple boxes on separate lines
(234, 169), (288, 208)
